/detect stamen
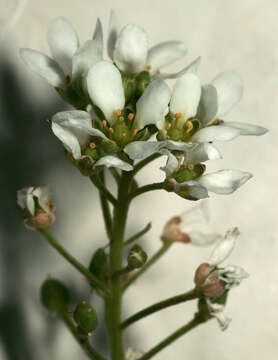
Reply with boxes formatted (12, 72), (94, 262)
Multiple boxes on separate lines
(109, 127), (114, 134)
(119, 116), (124, 121)
(133, 128), (138, 137)
(89, 142), (96, 149)
(187, 164), (194, 170)
(102, 120), (107, 127)
(122, 132), (127, 137)
(128, 113), (134, 121)
(174, 112), (182, 119)
(116, 109), (122, 117)
(166, 123), (172, 130)
(185, 120), (194, 134)
(146, 65), (151, 71)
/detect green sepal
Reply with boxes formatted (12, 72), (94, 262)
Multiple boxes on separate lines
(170, 164), (206, 183)
(77, 156), (96, 176)
(127, 244), (148, 270)
(122, 72), (137, 103)
(73, 302), (98, 333)
(40, 278), (70, 314)
(135, 71), (151, 98)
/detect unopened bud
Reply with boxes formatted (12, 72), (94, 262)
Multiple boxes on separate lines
(33, 210), (55, 229)
(127, 245), (148, 270)
(74, 301), (98, 334)
(161, 216), (190, 243)
(41, 278), (70, 314)
(89, 248), (108, 281)
(78, 155), (95, 176)
(194, 263), (225, 298)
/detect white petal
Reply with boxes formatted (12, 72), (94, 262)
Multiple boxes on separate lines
(159, 149), (179, 176)
(170, 73), (201, 118)
(157, 56), (201, 80)
(135, 79), (171, 129)
(180, 201), (210, 227)
(198, 169), (252, 195)
(189, 232), (223, 246)
(191, 125), (241, 142)
(107, 9), (119, 59)
(72, 40), (102, 79)
(146, 41), (187, 75)
(114, 24), (148, 73)
(94, 156), (133, 171)
(19, 48), (66, 88)
(212, 72), (243, 116)
(47, 17), (79, 75)
(218, 265), (249, 288)
(174, 180), (209, 200)
(34, 186), (52, 213)
(87, 61), (125, 124)
(92, 18), (103, 55)
(206, 299), (231, 331)
(198, 84), (218, 125)
(17, 187), (35, 215)
(209, 227), (239, 265)
(185, 143), (222, 164)
(124, 140), (196, 160)
(52, 110), (107, 159)
(225, 121), (268, 136)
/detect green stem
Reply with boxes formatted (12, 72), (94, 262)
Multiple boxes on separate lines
(39, 229), (108, 295)
(121, 288), (199, 329)
(124, 222), (152, 246)
(127, 182), (165, 202)
(60, 312), (106, 360)
(132, 153), (161, 175)
(106, 172), (133, 360)
(99, 171), (112, 241)
(109, 168), (121, 185)
(90, 175), (118, 206)
(123, 242), (172, 292)
(137, 315), (205, 360)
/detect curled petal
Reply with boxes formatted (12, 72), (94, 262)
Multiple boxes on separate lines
(191, 125), (241, 142)
(218, 265), (249, 288)
(72, 40), (102, 79)
(170, 73), (201, 118)
(159, 149), (179, 176)
(189, 232), (223, 246)
(207, 299), (231, 331)
(209, 227), (239, 266)
(174, 180), (209, 200)
(17, 187), (35, 215)
(87, 61), (125, 123)
(95, 155), (133, 171)
(47, 17), (79, 75)
(135, 79), (171, 129)
(146, 41), (187, 75)
(107, 9), (119, 59)
(157, 56), (201, 80)
(114, 24), (148, 73)
(19, 48), (66, 88)
(198, 169), (252, 195)
(92, 18), (103, 56)
(225, 121), (268, 136)
(185, 143), (222, 164)
(198, 84), (218, 125)
(212, 72), (243, 116)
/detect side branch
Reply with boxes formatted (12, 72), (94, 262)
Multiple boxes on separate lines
(40, 229), (108, 295)
(132, 153), (161, 175)
(127, 182), (165, 202)
(90, 175), (118, 206)
(121, 288), (199, 329)
(124, 222), (152, 246)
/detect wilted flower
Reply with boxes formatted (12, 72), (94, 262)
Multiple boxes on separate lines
(17, 186), (55, 230)
(206, 298), (231, 331)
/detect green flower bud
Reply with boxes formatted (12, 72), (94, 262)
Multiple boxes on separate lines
(127, 245), (148, 270)
(135, 71), (151, 98)
(99, 140), (119, 156)
(77, 155), (96, 176)
(170, 164), (206, 183)
(89, 248), (108, 281)
(122, 72), (137, 103)
(73, 301), (98, 333)
(41, 278), (70, 313)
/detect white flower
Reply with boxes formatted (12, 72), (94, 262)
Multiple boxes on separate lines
(206, 299), (231, 331)
(107, 10), (197, 79)
(51, 110), (133, 171)
(20, 17), (103, 88)
(161, 202), (222, 246)
(125, 348), (144, 360)
(17, 186), (52, 216)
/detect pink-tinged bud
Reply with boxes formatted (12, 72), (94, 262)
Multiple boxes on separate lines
(194, 262), (225, 298)
(34, 210), (55, 229)
(161, 216), (190, 243)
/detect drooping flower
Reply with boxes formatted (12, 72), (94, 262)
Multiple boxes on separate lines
(17, 186), (55, 230)
(20, 17), (103, 89)
(161, 201), (222, 245)
(107, 10), (199, 79)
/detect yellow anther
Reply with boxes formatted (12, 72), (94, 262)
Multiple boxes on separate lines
(146, 65), (151, 71)
(133, 128), (138, 137)
(166, 123), (172, 130)
(116, 109), (122, 117)
(187, 164), (194, 170)
(174, 112), (182, 119)
(211, 119), (220, 125)
(89, 142), (96, 149)
(119, 116), (124, 121)
(102, 120), (107, 127)
(122, 132), (127, 137)
(185, 120), (194, 134)
(128, 113), (134, 121)
(109, 127), (114, 134)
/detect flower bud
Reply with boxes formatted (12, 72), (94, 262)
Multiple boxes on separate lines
(41, 278), (70, 313)
(122, 72), (137, 102)
(194, 263), (225, 298)
(127, 245), (148, 270)
(77, 155), (96, 176)
(89, 248), (108, 281)
(135, 71), (151, 98)
(161, 216), (190, 243)
(170, 164), (206, 184)
(73, 301), (98, 334)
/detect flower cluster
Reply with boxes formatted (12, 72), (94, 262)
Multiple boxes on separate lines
(20, 11), (267, 201)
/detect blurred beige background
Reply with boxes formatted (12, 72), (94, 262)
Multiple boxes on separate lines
(0, 0), (277, 359)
